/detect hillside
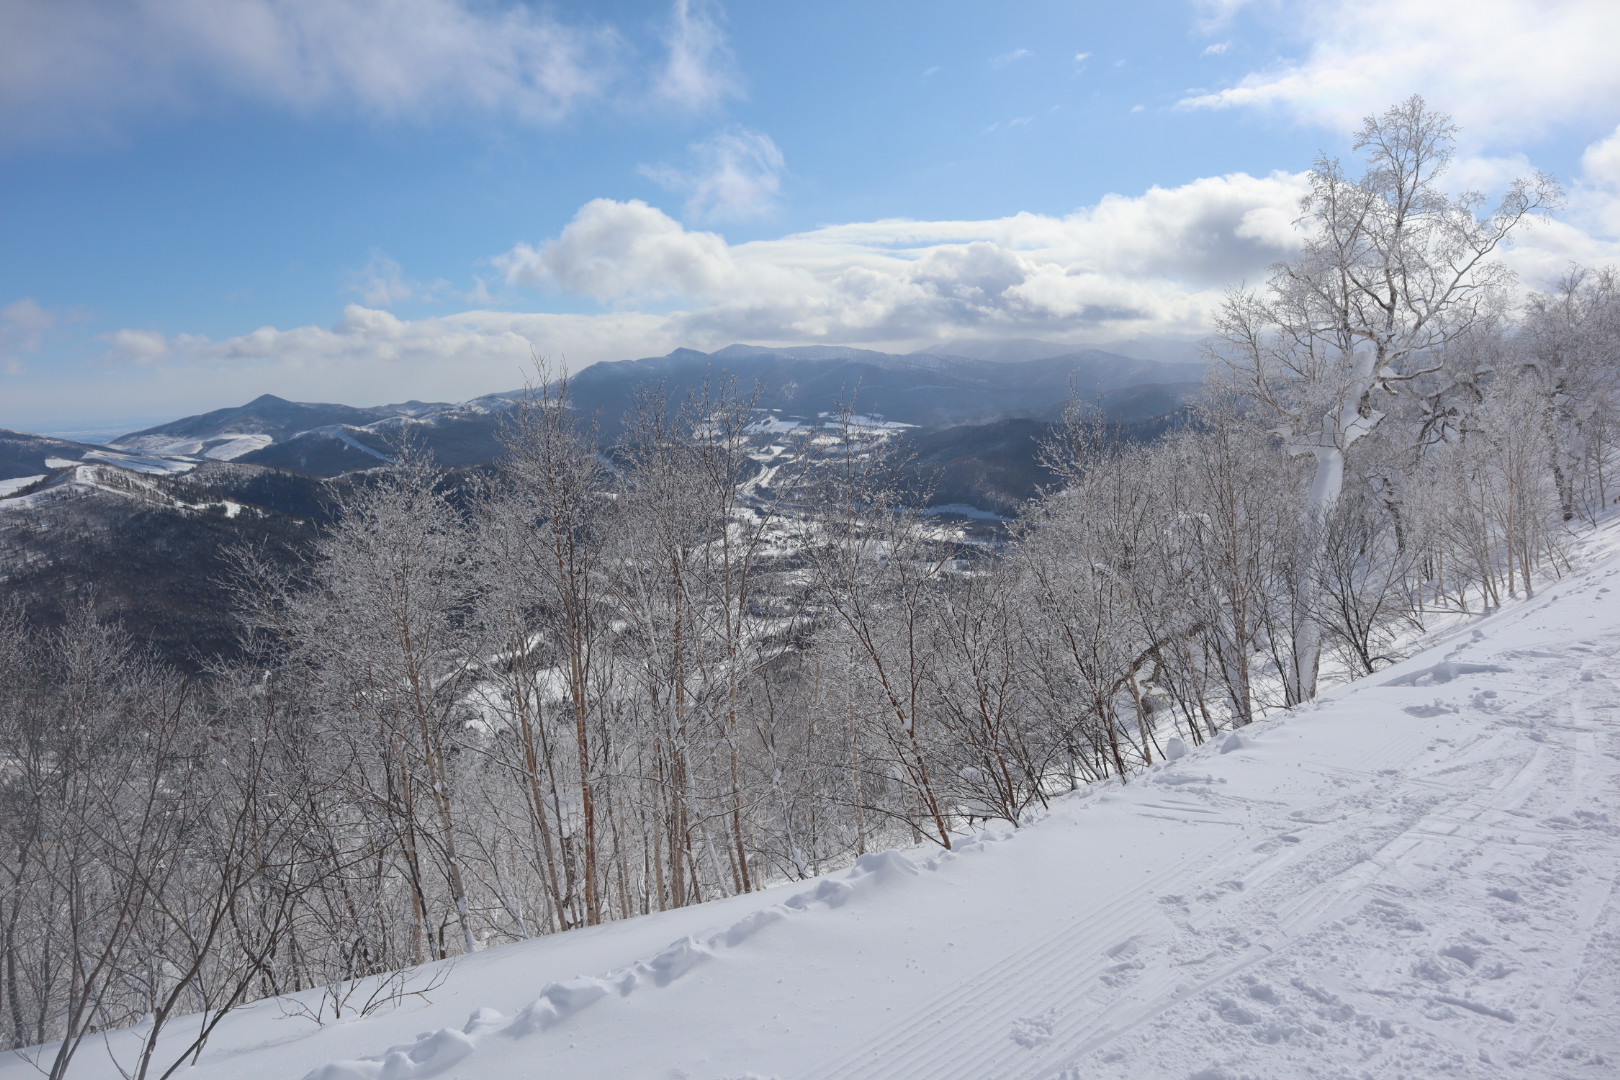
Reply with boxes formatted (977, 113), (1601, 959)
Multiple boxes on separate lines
(13, 520), (1618, 1080)
(0, 429), (197, 489)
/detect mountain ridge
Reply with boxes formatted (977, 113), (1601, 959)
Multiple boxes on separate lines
(0, 343), (1206, 485)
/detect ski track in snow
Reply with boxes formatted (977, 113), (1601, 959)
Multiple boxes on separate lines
(13, 525), (1620, 1080)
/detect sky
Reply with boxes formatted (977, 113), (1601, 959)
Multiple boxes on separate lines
(3, 0), (1620, 433)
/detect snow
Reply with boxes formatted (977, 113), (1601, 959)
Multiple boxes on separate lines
(203, 433), (274, 460)
(111, 434), (212, 457)
(80, 450), (195, 475)
(106, 431), (268, 464)
(0, 475), (43, 497)
(320, 427), (396, 462)
(10, 524), (1620, 1080)
(0, 464), (223, 515)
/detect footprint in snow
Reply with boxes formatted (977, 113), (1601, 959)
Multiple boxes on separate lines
(1009, 1011), (1056, 1048)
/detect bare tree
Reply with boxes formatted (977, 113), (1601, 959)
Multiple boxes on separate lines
(800, 407), (955, 848)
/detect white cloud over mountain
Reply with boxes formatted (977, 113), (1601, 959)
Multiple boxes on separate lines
(97, 171), (1316, 399)
(90, 138), (1620, 418)
(498, 170), (1311, 345)
(496, 199), (746, 302)
(9, 142), (1599, 429)
(93, 305), (676, 413)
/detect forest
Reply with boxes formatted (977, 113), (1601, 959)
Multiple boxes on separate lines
(2, 97), (1616, 1080)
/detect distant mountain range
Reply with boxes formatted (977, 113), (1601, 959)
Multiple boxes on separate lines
(3, 341), (1204, 489)
(10, 342), (1194, 481)
(0, 341), (1203, 669)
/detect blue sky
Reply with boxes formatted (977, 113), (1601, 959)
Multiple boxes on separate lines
(3, 0), (1619, 432)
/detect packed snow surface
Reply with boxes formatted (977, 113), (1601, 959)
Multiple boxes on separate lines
(110, 432), (271, 460)
(11, 526), (1620, 1080)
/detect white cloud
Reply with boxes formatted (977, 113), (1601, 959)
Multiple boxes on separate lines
(1180, 0), (1620, 144)
(74, 172), (1314, 413)
(97, 305), (680, 401)
(1201, 42), (1230, 56)
(990, 48), (1033, 69)
(1582, 126), (1620, 189)
(1, 298), (88, 372)
(349, 252), (449, 307)
(81, 151), (1620, 421)
(1499, 124), (1620, 283)
(1074, 52), (1093, 64)
(494, 172), (1312, 348)
(2, 298), (60, 357)
(653, 0), (740, 112)
(104, 328), (176, 366)
(641, 127), (787, 222)
(0, 0), (743, 144)
(1193, 0), (1258, 31)
(495, 199), (745, 302)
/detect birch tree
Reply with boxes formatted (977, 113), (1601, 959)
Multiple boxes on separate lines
(1211, 94), (1558, 701)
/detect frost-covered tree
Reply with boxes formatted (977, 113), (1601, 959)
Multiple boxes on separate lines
(1212, 95), (1559, 701)
(1521, 266), (1620, 519)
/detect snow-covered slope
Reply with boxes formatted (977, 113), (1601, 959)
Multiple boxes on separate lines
(0, 427), (199, 483)
(10, 526), (1620, 1080)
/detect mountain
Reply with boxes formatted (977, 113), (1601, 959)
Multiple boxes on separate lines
(0, 342), (1204, 666)
(12, 527), (1614, 1080)
(925, 337), (1078, 363)
(112, 393), (418, 454)
(72, 343), (1205, 481)
(896, 407), (1189, 516)
(559, 343), (1204, 437)
(1093, 333), (1208, 366)
(927, 335), (1207, 367)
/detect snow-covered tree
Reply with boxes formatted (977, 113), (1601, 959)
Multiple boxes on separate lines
(1521, 266), (1620, 520)
(1211, 95), (1559, 701)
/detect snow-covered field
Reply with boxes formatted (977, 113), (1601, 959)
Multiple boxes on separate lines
(10, 525), (1620, 1080)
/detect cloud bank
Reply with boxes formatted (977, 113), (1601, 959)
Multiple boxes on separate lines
(91, 144), (1620, 417)
(14, 142), (1617, 427)
(98, 171), (1315, 399)
(493, 170), (1310, 346)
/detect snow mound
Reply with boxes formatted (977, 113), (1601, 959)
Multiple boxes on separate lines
(301, 834), (1008, 1080)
